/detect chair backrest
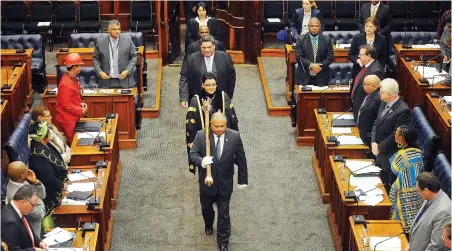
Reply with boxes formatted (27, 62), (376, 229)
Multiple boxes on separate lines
(316, 1), (332, 18)
(411, 1), (438, 18)
(263, 1), (284, 18)
(388, 1), (409, 18)
(56, 66), (98, 88)
(432, 153), (451, 199)
(323, 30), (359, 44)
(335, 1), (356, 18)
(30, 1), (52, 22)
(79, 1), (100, 21)
(390, 31), (437, 47)
(131, 0), (152, 21)
(4, 113), (32, 165)
(411, 106), (440, 171)
(6, 1), (27, 22)
(328, 63), (354, 85)
(122, 32), (144, 48)
(54, 1), (77, 22)
(0, 34), (44, 61)
(69, 33), (104, 47)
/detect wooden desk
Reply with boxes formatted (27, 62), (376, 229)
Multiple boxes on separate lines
(60, 225), (99, 250)
(1, 100), (11, 147)
(42, 88), (137, 149)
(349, 218), (409, 251)
(425, 93), (451, 160)
(312, 111), (368, 204)
(0, 49), (33, 102)
(54, 165), (112, 251)
(285, 44), (350, 102)
(56, 47), (145, 98)
(394, 44), (440, 61)
(70, 117), (121, 209)
(395, 57), (450, 109)
(295, 86), (351, 146)
(328, 157), (392, 250)
(1, 65), (30, 126)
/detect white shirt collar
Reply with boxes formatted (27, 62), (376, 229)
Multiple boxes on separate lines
(371, 2), (380, 10)
(109, 36), (119, 43)
(365, 59), (374, 68)
(11, 201), (23, 218)
(214, 133), (224, 139)
(195, 16), (211, 24)
(386, 96), (400, 108)
(205, 53), (214, 61)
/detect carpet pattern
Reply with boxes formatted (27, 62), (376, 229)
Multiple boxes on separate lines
(143, 59), (159, 108)
(261, 57), (289, 107)
(109, 65), (334, 251)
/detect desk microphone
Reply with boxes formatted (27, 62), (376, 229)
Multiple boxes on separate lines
(373, 231), (405, 251)
(327, 107), (353, 143)
(344, 163), (376, 199)
(419, 53), (429, 85)
(402, 33), (426, 49)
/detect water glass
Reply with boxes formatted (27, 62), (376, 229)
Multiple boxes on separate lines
(92, 83), (98, 93)
(89, 41), (95, 48)
(335, 79), (341, 90)
(336, 40), (341, 48)
(433, 39), (438, 45)
(361, 227), (369, 246)
(348, 79), (353, 89)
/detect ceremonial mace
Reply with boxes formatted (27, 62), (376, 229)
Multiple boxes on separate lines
(202, 98), (214, 187)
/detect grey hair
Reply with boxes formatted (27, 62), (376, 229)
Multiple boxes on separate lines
(13, 185), (39, 201)
(211, 112), (227, 122)
(108, 19), (120, 28)
(200, 35), (215, 45)
(309, 17), (321, 25)
(380, 78), (399, 96)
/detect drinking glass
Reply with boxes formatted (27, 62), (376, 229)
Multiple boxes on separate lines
(92, 83), (98, 93)
(335, 79), (341, 90)
(336, 40), (341, 48)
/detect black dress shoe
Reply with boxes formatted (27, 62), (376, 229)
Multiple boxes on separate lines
(219, 246), (229, 251)
(205, 226), (213, 235)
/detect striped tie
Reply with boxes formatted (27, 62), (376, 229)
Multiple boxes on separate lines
(371, 7), (377, 17)
(312, 37), (317, 63)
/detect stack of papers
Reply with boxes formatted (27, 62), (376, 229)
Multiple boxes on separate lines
(67, 171), (96, 182)
(369, 236), (402, 251)
(42, 228), (75, 246)
(306, 85), (329, 91)
(336, 44), (351, 49)
(336, 136), (364, 145)
(331, 127), (352, 134)
(350, 176), (382, 187)
(417, 66), (447, 79)
(411, 44), (440, 49)
(67, 182), (96, 192)
(61, 197), (88, 205)
(266, 18), (281, 23)
(333, 114), (354, 120)
(345, 160), (381, 175)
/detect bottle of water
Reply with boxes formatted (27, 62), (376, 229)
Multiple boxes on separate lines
(89, 41), (95, 48)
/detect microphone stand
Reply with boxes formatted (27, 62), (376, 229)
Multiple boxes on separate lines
(327, 107), (353, 142)
(344, 163), (376, 199)
(373, 231), (405, 251)
(401, 21), (411, 49)
(419, 53), (429, 85)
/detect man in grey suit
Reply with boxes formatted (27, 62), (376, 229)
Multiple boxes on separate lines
(190, 112), (248, 251)
(6, 161), (46, 236)
(408, 172), (451, 251)
(93, 19), (137, 89)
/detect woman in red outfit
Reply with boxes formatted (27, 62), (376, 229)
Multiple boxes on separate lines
(56, 53), (88, 145)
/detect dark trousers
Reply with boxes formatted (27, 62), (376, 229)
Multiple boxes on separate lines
(200, 191), (231, 247)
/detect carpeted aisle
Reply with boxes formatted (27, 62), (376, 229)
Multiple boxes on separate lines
(109, 65), (334, 251)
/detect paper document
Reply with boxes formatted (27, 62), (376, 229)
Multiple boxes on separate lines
(331, 127), (352, 134)
(411, 44), (440, 49)
(305, 85), (329, 91)
(76, 132), (106, 140)
(83, 89), (96, 94)
(42, 228), (74, 246)
(350, 176), (381, 187)
(362, 195), (384, 205)
(61, 197), (88, 205)
(97, 88), (116, 94)
(333, 114), (354, 120)
(67, 182), (95, 192)
(346, 160), (381, 174)
(417, 66), (447, 79)
(267, 18), (281, 23)
(68, 171), (96, 182)
(337, 44), (351, 49)
(38, 22), (51, 26)
(444, 96), (452, 103)
(369, 236), (402, 250)
(336, 136), (363, 145)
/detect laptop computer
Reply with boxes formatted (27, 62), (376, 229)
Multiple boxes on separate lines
(77, 126), (103, 146)
(74, 121), (102, 132)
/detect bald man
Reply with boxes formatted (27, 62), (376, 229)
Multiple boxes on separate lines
(6, 161), (46, 235)
(357, 75), (382, 148)
(185, 25), (225, 60)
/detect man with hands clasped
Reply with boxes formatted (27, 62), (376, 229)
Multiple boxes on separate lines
(190, 112), (248, 251)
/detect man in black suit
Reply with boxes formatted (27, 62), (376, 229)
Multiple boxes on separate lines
(357, 75), (382, 148)
(351, 44), (384, 122)
(190, 112), (248, 251)
(2, 185), (48, 251)
(358, 1), (393, 49)
(295, 17), (334, 87)
(185, 25), (225, 61)
(371, 78), (411, 191)
(180, 35), (236, 108)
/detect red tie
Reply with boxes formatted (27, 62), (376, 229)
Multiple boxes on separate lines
(22, 217), (35, 248)
(352, 67), (367, 97)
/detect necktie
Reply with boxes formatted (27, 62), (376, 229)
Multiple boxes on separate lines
(312, 37), (317, 63)
(357, 94), (371, 123)
(380, 104), (391, 118)
(216, 136), (222, 159)
(371, 6), (377, 17)
(413, 201), (430, 227)
(22, 217), (35, 248)
(351, 67), (367, 97)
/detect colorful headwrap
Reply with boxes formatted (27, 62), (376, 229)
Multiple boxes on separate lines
(29, 121), (49, 142)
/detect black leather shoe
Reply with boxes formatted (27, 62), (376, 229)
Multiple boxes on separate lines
(205, 226), (213, 235)
(219, 246), (229, 251)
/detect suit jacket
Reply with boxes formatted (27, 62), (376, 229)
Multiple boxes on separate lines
(409, 190), (451, 251)
(185, 39), (225, 61)
(357, 88), (381, 147)
(186, 17), (221, 48)
(6, 180), (46, 236)
(1, 203), (41, 251)
(92, 34), (138, 88)
(348, 33), (388, 76)
(189, 129), (248, 196)
(358, 2), (393, 39)
(351, 60), (384, 120)
(290, 8), (323, 42)
(371, 99), (412, 171)
(295, 33), (334, 86)
(179, 51), (236, 103)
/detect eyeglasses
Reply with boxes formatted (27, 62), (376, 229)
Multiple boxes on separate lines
(203, 84), (217, 88)
(24, 199), (37, 208)
(416, 187), (427, 193)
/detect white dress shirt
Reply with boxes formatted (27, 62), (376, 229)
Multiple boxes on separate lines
(204, 54), (214, 72)
(109, 36), (120, 78)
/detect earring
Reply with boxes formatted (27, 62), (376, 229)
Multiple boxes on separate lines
(397, 141), (403, 149)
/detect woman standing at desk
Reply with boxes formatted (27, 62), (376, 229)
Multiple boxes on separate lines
(56, 53), (88, 145)
(348, 17), (387, 78)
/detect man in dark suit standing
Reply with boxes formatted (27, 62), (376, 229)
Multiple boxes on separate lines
(2, 185), (48, 251)
(371, 78), (411, 191)
(190, 112), (248, 251)
(358, 1), (393, 49)
(295, 17), (334, 87)
(185, 25), (225, 60)
(357, 75), (382, 148)
(93, 19), (138, 89)
(180, 35), (236, 108)
(351, 44), (384, 121)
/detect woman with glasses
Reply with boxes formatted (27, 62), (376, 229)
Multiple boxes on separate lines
(31, 106), (72, 164)
(185, 72), (238, 174)
(389, 125), (424, 233)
